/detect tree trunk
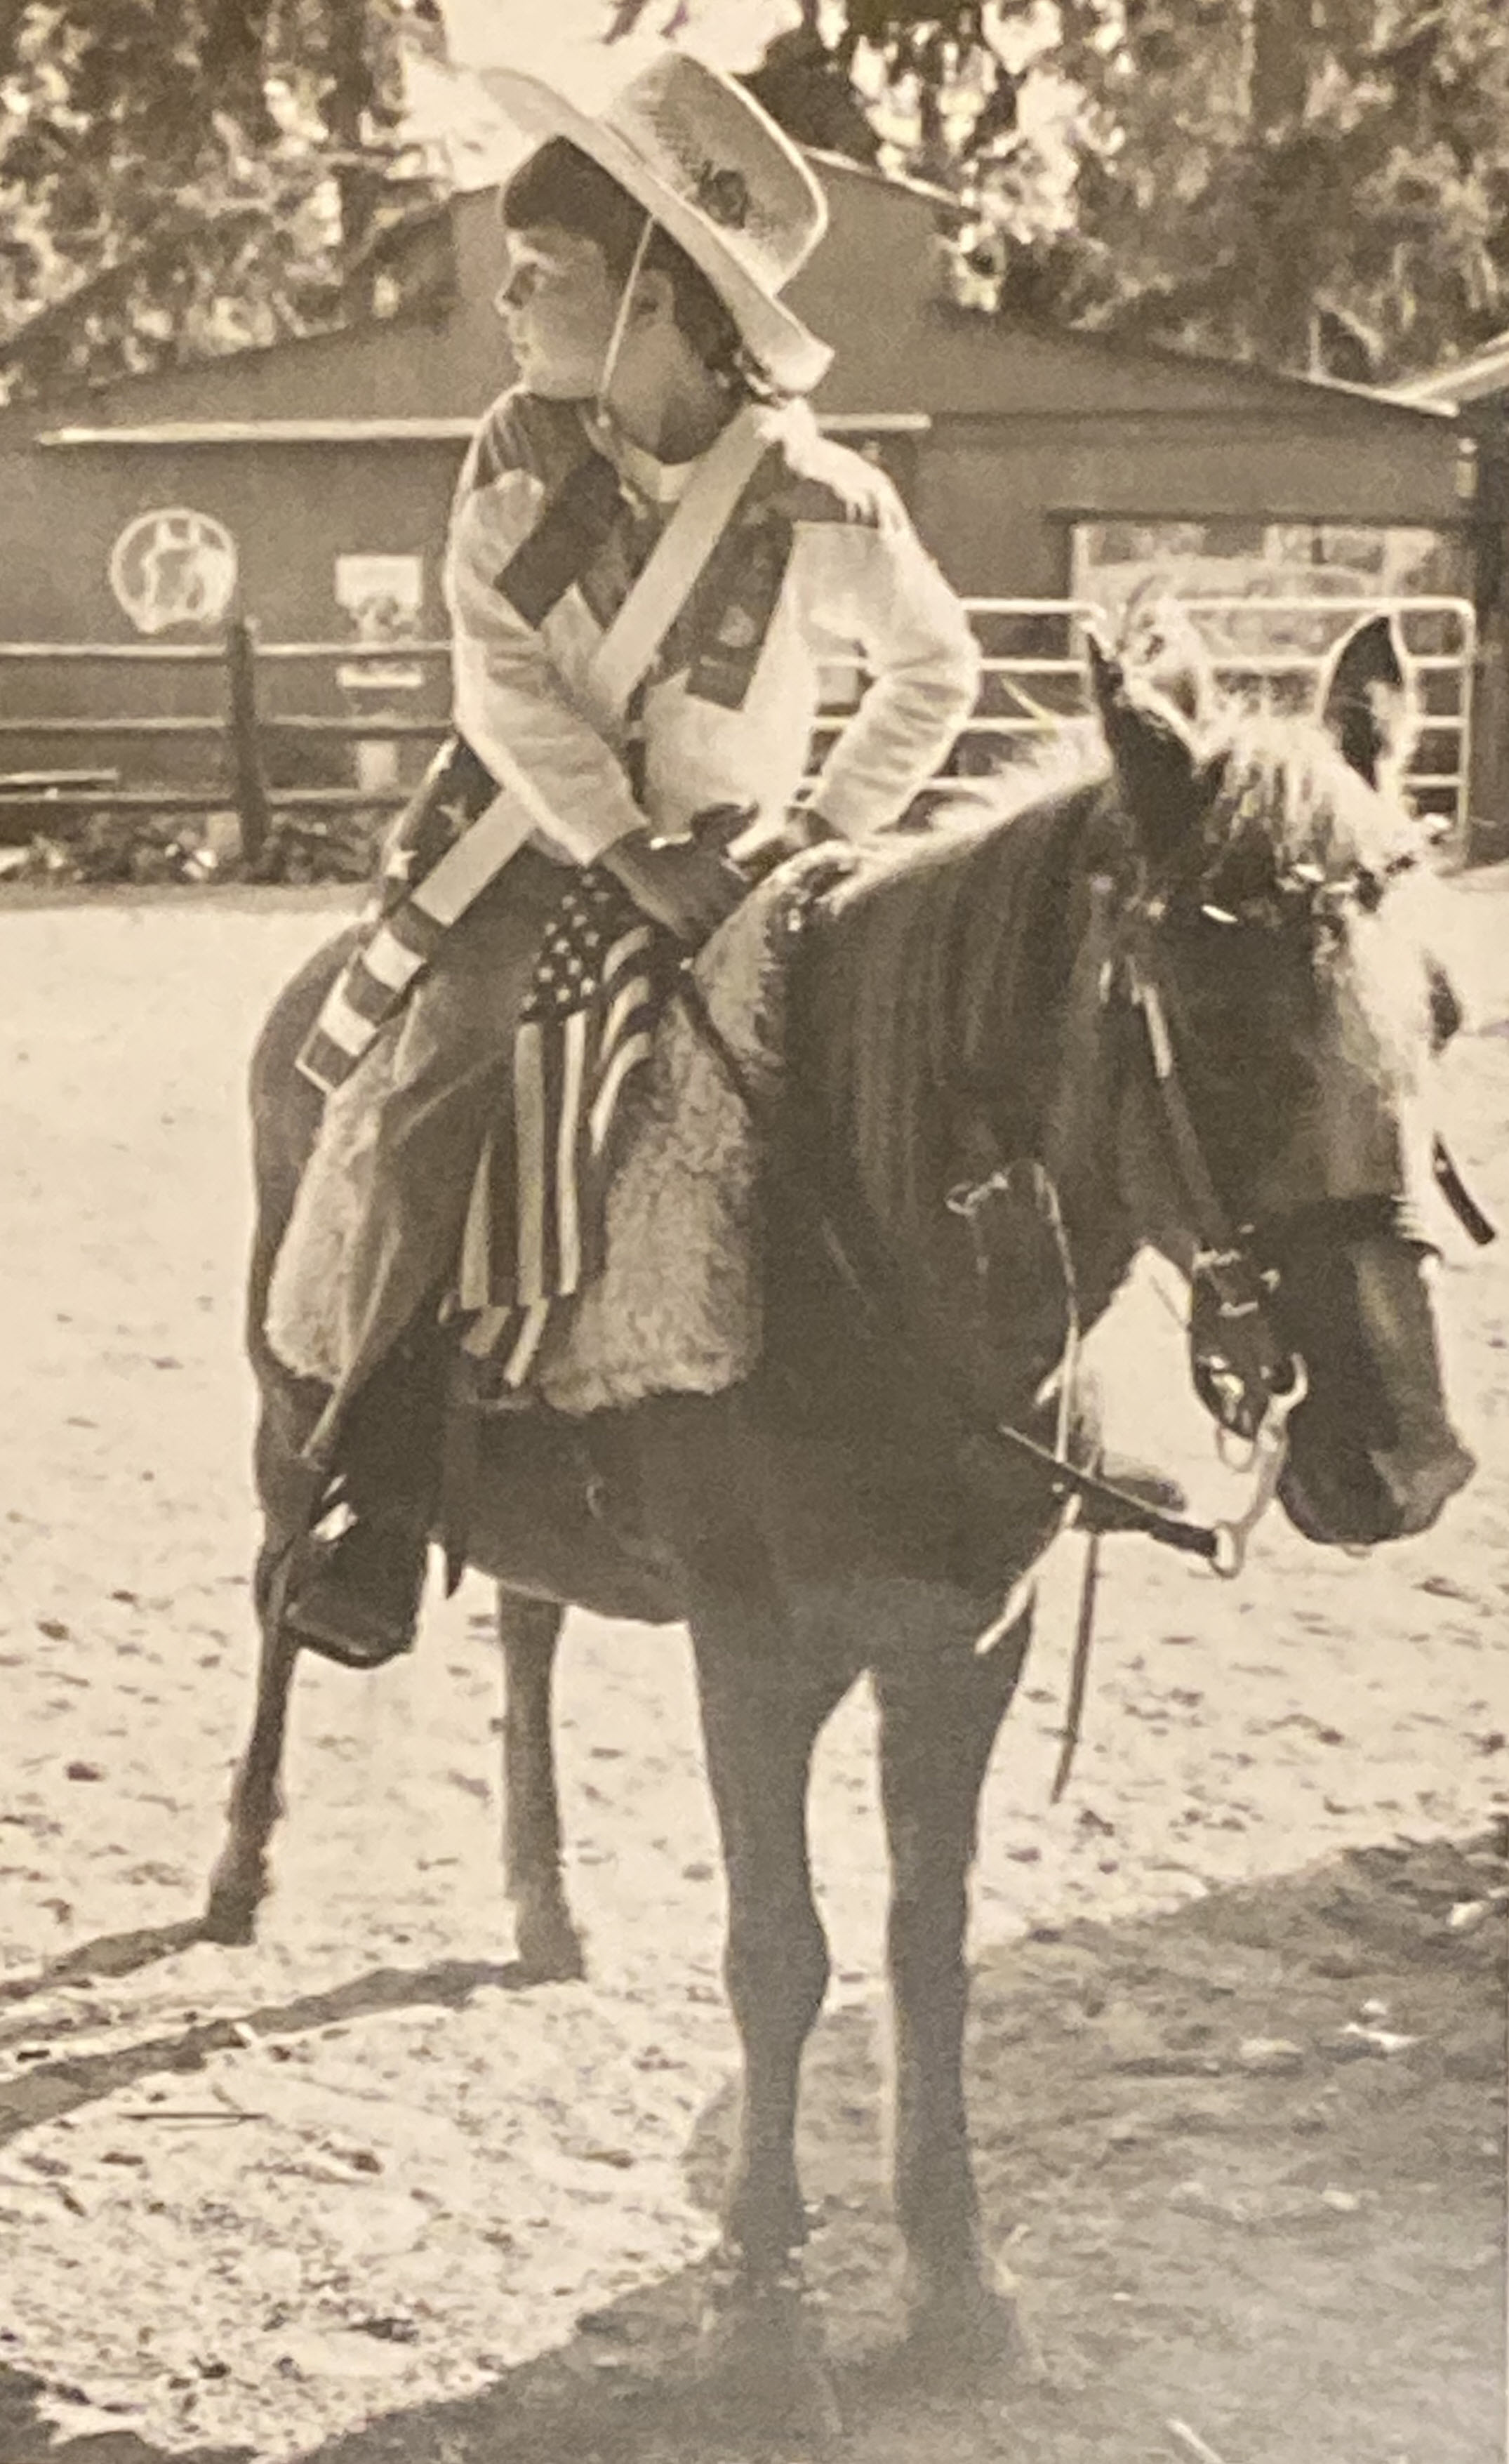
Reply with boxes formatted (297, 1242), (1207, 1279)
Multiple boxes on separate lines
(1244, 0), (1317, 369)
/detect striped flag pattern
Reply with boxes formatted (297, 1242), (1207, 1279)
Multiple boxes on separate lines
(455, 866), (674, 1391)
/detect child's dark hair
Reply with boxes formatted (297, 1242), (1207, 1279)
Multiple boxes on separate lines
(500, 138), (766, 395)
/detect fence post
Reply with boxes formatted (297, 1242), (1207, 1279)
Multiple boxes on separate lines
(224, 611), (271, 871)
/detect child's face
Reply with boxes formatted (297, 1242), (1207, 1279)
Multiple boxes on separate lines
(494, 225), (623, 399)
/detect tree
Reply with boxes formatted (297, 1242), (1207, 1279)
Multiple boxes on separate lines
(1043, 0), (1509, 382)
(0, 0), (448, 399)
(610, 0), (1509, 383)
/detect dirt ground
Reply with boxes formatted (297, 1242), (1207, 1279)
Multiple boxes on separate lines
(0, 864), (1506, 2464)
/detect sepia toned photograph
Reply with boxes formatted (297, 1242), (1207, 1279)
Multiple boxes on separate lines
(0, 4), (1503, 2460)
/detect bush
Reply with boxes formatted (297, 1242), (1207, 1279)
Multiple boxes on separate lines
(7, 809), (221, 886)
(249, 806), (384, 886)
(2, 802), (385, 888)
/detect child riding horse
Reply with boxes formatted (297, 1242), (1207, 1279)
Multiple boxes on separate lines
(275, 54), (983, 1670)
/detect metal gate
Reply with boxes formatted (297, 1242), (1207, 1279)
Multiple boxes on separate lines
(819, 594), (1478, 836)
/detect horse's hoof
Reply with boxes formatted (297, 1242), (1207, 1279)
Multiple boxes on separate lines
(698, 2276), (842, 2449)
(902, 2256), (1042, 2383)
(511, 1895), (587, 1984)
(200, 1874), (262, 1947)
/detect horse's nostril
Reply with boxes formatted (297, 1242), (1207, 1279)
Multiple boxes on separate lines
(1376, 1439), (1476, 1534)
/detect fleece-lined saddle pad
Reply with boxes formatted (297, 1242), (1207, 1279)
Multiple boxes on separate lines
(265, 847), (856, 1417)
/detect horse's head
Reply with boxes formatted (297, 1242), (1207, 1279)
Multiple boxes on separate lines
(1089, 610), (1477, 1549)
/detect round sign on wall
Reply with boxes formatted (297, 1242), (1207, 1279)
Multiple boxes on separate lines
(109, 508), (239, 635)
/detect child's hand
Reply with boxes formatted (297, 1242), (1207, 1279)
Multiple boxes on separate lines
(606, 829), (745, 943)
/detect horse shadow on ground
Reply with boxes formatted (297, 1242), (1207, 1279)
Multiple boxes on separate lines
(0, 1941), (531, 2148)
(1, 1836), (1502, 2464)
(0, 1920), (207, 2010)
(0, 1990), (920, 2464)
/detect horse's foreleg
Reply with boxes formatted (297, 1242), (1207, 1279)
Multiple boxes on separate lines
(874, 1601), (1034, 2363)
(202, 1535), (303, 1945)
(498, 1589), (582, 1980)
(693, 1625), (851, 2437)
(698, 1639), (843, 2277)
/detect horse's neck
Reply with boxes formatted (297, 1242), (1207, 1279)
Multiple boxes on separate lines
(803, 801), (1138, 1382)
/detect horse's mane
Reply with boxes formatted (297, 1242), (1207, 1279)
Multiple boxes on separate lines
(802, 745), (1115, 1258)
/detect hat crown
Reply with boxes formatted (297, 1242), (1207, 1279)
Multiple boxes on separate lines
(606, 53), (826, 292)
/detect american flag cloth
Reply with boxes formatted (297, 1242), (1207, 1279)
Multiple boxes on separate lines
(453, 864), (677, 1391)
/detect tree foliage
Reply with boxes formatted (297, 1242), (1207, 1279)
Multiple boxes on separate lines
(618, 0), (1509, 382)
(8, 0), (1506, 399)
(0, 0), (448, 399)
(1048, 0), (1509, 381)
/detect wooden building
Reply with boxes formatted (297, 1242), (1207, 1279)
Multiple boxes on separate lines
(0, 150), (1476, 787)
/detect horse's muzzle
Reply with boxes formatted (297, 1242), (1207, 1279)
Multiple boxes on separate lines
(1279, 1425), (1475, 1546)
(1270, 1231), (1475, 1549)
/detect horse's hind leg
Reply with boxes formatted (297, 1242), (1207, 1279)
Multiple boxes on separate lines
(498, 1590), (583, 1981)
(873, 1601), (1035, 2365)
(202, 1375), (321, 1945)
(202, 1559), (301, 1945)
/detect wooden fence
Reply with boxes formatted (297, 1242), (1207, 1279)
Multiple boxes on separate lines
(0, 594), (1479, 868)
(0, 621), (454, 869)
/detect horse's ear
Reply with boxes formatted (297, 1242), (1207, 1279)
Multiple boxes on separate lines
(1318, 613), (1409, 787)
(1087, 630), (1208, 864)
(1117, 587), (1218, 727)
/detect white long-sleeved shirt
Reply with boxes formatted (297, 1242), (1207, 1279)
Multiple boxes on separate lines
(442, 389), (980, 868)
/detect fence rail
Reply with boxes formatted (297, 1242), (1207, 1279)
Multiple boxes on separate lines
(0, 594), (1478, 867)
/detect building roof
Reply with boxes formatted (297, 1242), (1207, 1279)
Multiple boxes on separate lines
(968, 314), (1458, 423)
(1389, 334), (1509, 411)
(1, 160), (1460, 446)
(36, 411), (929, 449)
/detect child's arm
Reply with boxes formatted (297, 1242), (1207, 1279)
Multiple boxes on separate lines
(444, 406), (650, 868)
(800, 480), (981, 838)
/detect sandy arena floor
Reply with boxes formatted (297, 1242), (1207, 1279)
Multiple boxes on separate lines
(0, 867), (1504, 2462)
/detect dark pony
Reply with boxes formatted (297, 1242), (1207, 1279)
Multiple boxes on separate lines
(204, 612), (1473, 2424)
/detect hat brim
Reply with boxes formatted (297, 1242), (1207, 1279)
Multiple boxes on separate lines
(481, 67), (832, 396)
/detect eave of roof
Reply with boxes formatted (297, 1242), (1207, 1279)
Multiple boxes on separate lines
(1388, 336), (1509, 412)
(36, 410), (931, 448)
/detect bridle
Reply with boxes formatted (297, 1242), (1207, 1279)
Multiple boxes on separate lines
(674, 849), (1492, 1587)
(978, 879), (1494, 1579)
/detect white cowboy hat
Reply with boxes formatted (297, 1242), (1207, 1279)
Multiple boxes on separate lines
(481, 50), (833, 396)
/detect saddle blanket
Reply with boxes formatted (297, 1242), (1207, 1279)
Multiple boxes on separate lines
(265, 847), (853, 1417)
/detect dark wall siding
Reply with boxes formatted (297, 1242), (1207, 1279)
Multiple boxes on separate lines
(0, 154), (1472, 787)
(920, 420), (1472, 596)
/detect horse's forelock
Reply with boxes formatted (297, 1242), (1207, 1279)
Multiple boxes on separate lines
(1192, 713), (1416, 910)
